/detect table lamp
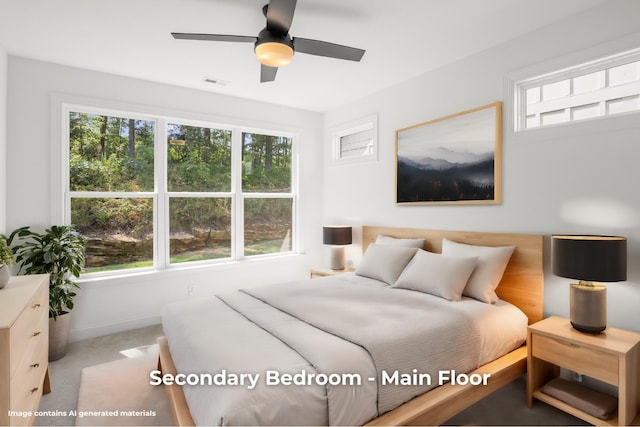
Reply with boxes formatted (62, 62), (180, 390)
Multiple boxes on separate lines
(551, 235), (627, 334)
(323, 226), (352, 270)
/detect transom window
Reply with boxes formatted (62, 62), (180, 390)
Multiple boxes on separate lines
(514, 48), (640, 131)
(65, 106), (296, 275)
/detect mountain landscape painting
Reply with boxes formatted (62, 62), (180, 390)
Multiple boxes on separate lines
(396, 102), (502, 204)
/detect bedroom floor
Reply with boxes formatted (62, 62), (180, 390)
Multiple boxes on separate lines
(35, 324), (587, 426)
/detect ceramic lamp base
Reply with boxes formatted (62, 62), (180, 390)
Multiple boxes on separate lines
(570, 283), (606, 334)
(330, 246), (346, 270)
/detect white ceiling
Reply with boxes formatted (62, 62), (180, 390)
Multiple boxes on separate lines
(0, 0), (606, 112)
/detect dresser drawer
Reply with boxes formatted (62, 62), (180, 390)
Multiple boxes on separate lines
(12, 334), (48, 401)
(9, 284), (48, 378)
(0, 275), (50, 427)
(10, 363), (46, 415)
(532, 334), (618, 385)
(9, 371), (43, 427)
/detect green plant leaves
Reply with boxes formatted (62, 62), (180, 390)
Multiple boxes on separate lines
(9, 225), (86, 319)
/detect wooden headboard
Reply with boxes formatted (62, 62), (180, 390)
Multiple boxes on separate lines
(362, 226), (544, 324)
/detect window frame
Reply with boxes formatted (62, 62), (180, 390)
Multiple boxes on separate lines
(57, 99), (299, 278)
(511, 47), (640, 133)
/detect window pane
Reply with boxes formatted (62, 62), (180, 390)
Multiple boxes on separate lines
(242, 133), (292, 192)
(71, 198), (154, 272)
(572, 71), (603, 94)
(526, 87), (540, 105)
(542, 80), (568, 101)
(525, 114), (539, 129)
(608, 61), (639, 86)
(169, 197), (231, 263)
(340, 129), (373, 159)
(244, 198), (292, 256)
(541, 109), (566, 126)
(167, 123), (232, 192)
(571, 103), (600, 121)
(607, 95), (640, 115)
(69, 112), (155, 191)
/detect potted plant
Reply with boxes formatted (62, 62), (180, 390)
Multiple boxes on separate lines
(0, 234), (15, 288)
(8, 225), (86, 361)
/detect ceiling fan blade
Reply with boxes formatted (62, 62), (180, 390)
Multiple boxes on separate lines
(171, 33), (257, 43)
(293, 37), (365, 61)
(265, 0), (297, 35)
(260, 65), (278, 83)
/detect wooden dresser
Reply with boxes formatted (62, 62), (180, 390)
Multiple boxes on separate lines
(0, 274), (51, 426)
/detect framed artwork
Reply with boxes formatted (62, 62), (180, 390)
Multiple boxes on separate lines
(395, 102), (502, 205)
(330, 114), (378, 164)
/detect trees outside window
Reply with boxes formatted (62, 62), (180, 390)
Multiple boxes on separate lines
(66, 108), (296, 275)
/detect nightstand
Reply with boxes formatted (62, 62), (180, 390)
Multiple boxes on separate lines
(527, 316), (640, 426)
(310, 267), (355, 279)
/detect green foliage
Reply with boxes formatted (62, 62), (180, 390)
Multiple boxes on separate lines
(167, 124), (232, 192)
(8, 225), (87, 319)
(0, 234), (15, 265)
(242, 133), (292, 192)
(72, 198), (153, 238)
(67, 113), (294, 269)
(69, 112), (155, 192)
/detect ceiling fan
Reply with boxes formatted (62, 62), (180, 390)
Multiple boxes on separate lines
(171, 0), (366, 83)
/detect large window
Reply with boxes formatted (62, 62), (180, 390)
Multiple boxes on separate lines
(65, 106), (296, 275)
(514, 48), (640, 131)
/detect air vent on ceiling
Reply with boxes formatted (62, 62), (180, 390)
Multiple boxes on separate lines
(203, 77), (230, 86)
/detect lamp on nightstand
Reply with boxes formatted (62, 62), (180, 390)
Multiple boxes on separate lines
(323, 226), (352, 270)
(552, 235), (627, 334)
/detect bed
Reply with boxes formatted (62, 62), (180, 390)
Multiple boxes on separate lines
(157, 226), (543, 426)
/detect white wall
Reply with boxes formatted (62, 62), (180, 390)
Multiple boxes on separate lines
(323, 1), (640, 332)
(6, 56), (324, 341)
(0, 45), (7, 233)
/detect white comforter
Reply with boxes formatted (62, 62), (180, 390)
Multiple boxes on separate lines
(162, 274), (527, 426)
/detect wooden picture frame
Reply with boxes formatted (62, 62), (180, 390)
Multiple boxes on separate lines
(395, 102), (502, 205)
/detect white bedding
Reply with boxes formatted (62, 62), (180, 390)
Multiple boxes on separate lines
(162, 273), (527, 426)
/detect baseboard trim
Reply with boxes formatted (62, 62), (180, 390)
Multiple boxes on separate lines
(69, 315), (161, 342)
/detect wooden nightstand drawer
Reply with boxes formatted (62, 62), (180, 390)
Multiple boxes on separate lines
(532, 334), (618, 385)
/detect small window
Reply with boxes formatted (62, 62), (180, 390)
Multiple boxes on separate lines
(514, 49), (640, 131)
(330, 114), (378, 164)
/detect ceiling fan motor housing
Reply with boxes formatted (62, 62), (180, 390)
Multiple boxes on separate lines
(254, 28), (295, 67)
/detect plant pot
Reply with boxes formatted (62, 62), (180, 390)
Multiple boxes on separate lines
(0, 264), (9, 289)
(49, 312), (72, 361)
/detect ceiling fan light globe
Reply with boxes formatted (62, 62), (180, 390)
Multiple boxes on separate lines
(255, 42), (294, 67)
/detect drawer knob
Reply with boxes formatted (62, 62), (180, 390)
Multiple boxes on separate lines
(30, 363), (40, 368)
(33, 303), (41, 309)
(30, 387), (39, 393)
(32, 331), (41, 337)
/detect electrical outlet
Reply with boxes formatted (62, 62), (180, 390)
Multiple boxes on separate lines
(570, 370), (583, 383)
(187, 284), (195, 296)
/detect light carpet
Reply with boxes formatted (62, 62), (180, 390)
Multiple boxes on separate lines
(76, 345), (173, 426)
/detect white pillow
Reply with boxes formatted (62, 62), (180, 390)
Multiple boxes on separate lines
(441, 238), (515, 304)
(375, 234), (425, 249)
(355, 244), (418, 285)
(394, 250), (478, 301)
